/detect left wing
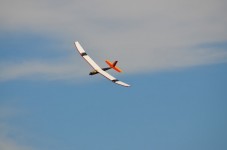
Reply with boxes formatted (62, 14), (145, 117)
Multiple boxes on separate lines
(74, 41), (130, 87)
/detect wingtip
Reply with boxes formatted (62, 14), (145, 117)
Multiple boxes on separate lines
(115, 81), (131, 87)
(74, 41), (82, 48)
(123, 84), (131, 87)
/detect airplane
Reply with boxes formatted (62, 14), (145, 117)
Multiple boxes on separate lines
(74, 41), (130, 87)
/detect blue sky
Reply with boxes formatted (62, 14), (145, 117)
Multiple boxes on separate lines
(1, 0), (227, 150)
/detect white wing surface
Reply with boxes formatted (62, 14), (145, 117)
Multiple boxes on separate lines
(75, 41), (130, 87)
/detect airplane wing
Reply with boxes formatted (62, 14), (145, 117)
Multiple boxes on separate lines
(74, 41), (130, 87)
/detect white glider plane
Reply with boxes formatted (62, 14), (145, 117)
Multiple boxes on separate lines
(74, 41), (130, 87)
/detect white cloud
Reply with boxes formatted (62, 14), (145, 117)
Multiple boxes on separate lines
(0, 0), (227, 81)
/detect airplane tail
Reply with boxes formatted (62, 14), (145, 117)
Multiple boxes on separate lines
(105, 60), (122, 72)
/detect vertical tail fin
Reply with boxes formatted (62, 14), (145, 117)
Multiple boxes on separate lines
(113, 61), (118, 67)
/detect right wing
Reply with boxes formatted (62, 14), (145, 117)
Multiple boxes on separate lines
(74, 41), (130, 87)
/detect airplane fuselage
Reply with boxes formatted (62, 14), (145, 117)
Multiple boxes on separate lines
(89, 67), (111, 75)
(89, 70), (99, 75)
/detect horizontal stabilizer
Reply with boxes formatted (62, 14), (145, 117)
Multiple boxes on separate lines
(105, 60), (122, 72)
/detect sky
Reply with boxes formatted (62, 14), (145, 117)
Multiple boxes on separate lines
(0, 0), (227, 150)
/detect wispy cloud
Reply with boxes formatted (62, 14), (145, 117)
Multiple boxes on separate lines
(0, 106), (33, 150)
(0, 58), (87, 81)
(0, 137), (32, 150)
(0, 130), (33, 150)
(0, 0), (227, 81)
